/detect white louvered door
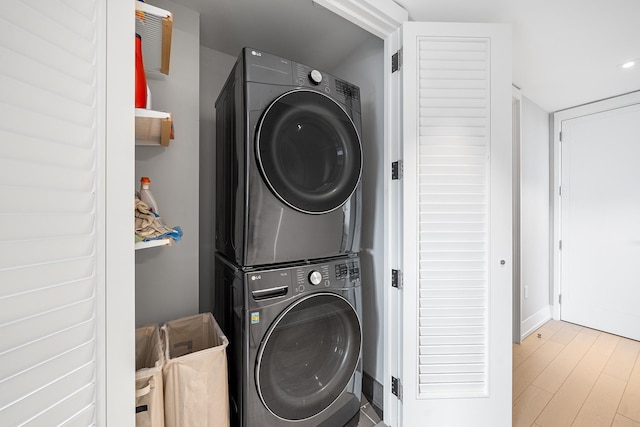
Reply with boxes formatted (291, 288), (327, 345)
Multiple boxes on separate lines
(399, 22), (512, 426)
(0, 1), (103, 425)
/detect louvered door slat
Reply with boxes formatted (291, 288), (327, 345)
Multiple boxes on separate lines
(25, 385), (95, 426)
(0, 1), (99, 424)
(417, 37), (489, 398)
(0, 320), (94, 380)
(1, 364), (94, 426)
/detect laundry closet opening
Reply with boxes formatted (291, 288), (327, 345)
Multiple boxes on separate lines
(174, 0), (388, 417)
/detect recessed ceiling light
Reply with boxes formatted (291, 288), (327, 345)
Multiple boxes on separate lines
(622, 61), (636, 69)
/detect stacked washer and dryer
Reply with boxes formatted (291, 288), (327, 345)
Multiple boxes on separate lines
(213, 48), (364, 427)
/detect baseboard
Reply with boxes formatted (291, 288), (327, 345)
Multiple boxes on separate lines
(362, 371), (383, 420)
(521, 305), (552, 340)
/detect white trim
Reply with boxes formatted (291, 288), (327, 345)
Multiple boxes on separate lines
(551, 90), (640, 320)
(105, 1), (136, 425)
(383, 26), (402, 427)
(551, 113), (561, 320)
(512, 87), (522, 344)
(554, 90), (640, 116)
(520, 305), (552, 340)
(313, 0), (407, 38)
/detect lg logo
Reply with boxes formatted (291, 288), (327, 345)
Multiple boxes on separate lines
(251, 275), (262, 281)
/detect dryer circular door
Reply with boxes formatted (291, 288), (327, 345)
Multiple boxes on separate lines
(255, 293), (361, 421)
(256, 90), (362, 214)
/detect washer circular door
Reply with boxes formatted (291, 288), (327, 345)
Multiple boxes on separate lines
(256, 90), (362, 214)
(256, 293), (361, 421)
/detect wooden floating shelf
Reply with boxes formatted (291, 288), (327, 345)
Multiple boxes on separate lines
(135, 2), (173, 75)
(135, 108), (173, 146)
(135, 238), (173, 250)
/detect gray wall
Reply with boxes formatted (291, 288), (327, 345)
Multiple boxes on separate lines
(135, 0), (200, 326)
(331, 37), (385, 387)
(520, 95), (551, 331)
(199, 47), (237, 313)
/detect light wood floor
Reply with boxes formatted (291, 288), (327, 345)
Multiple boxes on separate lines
(513, 320), (640, 427)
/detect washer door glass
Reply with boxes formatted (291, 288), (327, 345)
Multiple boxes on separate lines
(256, 90), (362, 214)
(256, 293), (361, 421)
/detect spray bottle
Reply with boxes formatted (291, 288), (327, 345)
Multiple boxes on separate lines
(139, 176), (159, 214)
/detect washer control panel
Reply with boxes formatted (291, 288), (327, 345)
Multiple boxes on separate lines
(294, 264), (330, 293)
(248, 258), (361, 301)
(335, 260), (360, 281)
(308, 69), (323, 85)
(308, 270), (323, 285)
(292, 258), (360, 295)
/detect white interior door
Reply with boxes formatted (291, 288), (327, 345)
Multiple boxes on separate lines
(398, 22), (512, 426)
(560, 102), (640, 341)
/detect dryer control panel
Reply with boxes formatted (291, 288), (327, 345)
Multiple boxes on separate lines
(295, 63), (331, 94)
(294, 63), (361, 105)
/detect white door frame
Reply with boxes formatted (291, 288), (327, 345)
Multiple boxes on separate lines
(104, 1), (136, 425)
(312, 0), (407, 39)
(551, 90), (640, 320)
(102, 0), (405, 424)
(512, 87), (522, 343)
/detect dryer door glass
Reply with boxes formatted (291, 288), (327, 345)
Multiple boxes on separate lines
(256, 293), (361, 421)
(256, 90), (362, 214)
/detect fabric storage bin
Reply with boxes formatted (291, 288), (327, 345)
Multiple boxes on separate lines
(162, 312), (230, 427)
(136, 324), (165, 427)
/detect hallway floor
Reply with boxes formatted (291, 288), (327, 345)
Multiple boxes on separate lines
(513, 320), (640, 426)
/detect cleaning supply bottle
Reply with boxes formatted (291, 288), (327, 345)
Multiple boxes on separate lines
(135, 34), (148, 108)
(139, 177), (159, 214)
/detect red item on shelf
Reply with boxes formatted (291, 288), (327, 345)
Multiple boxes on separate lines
(135, 34), (147, 108)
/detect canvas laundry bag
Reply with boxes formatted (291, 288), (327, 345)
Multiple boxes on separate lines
(162, 313), (230, 427)
(135, 324), (165, 427)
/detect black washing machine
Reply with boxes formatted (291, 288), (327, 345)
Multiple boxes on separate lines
(215, 47), (362, 267)
(214, 254), (363, 427)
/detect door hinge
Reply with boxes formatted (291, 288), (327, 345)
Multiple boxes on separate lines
(559, 240), (562, 250)
(559, 186), (562, 196)
(559, 131), (563, 142)
(392, 160), (403, 180)
(559, 294), (562, 304)
(392, 48), (403, 73)
(392, 269), (403, 289)
(391, 376), (403, 400)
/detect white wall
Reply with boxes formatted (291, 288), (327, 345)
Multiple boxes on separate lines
(199, 47), (237, 313)
(332, 37), (385, 388)
(520, 95), (551, 336)
(135, 0), (200, 326)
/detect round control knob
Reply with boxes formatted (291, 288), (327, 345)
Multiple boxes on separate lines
(308, 271), (322, 286)
(309, 70), (323, 85)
